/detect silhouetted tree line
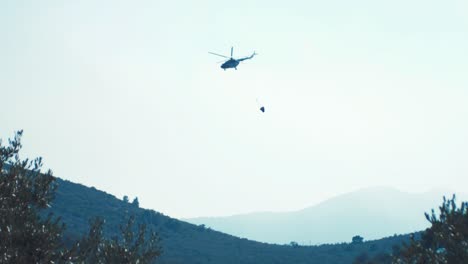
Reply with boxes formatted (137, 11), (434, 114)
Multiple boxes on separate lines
(6, 131), (451, 264)
(0, 131), (161, 263)
(122, 195), (139, 208)
(352, 235), (364, 244)
(354, 195), (468, 264)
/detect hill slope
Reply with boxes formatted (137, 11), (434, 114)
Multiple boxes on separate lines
(186, 187), (456, 244)
(49, 178), (410, 263)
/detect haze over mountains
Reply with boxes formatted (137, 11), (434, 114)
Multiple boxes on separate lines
(49, 178), (411, 264)
(186, 187), (464, 245)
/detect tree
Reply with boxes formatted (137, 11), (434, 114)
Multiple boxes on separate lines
(0, 131), (162, 263)
(289, 241), (299, 248)
(123, 195), (129, 203)
(132, 197), (140, 208)
(395, 195), (468, 263)
(71, 217), (161, 263)
(352, 235), (364, 244)
(0, 130), (66, 263)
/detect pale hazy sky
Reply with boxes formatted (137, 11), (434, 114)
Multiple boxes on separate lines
(1, 1), (467, 218)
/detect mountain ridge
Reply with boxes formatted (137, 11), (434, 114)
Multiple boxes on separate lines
(186, 186), (460, 244)
(48, 177), (411, 263)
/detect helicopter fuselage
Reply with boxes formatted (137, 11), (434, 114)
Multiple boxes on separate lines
(221, 59), (239, 70)
(210, 48), (256, 70)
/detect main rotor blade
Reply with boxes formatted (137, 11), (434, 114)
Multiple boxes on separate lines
(231, 47), (233, 58)
(209, 52), (230, 59)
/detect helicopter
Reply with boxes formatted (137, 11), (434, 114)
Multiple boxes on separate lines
(209, 47), (257, 70)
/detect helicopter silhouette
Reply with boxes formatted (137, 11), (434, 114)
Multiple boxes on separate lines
(209, 47), (257, 70)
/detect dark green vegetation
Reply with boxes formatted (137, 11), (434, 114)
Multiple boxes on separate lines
(354, 195), (468, 264)
(1, 131), (160, 263)
(0, 131), (408, 263)
(51, 177), (411, 264)
(394, 195), (468, 263)
(4, 131), (468, 263)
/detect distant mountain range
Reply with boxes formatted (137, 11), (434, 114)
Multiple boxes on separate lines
(48, 179), (413, 263)
(186, 187), (462, 245)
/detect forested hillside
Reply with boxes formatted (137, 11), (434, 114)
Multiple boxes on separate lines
(49, 178), (410, 264)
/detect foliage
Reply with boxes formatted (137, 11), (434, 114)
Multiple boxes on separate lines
(355, 195), (468, 264)
(51, 176), (412, 264)
(71, 216), (161, 263)
(0, 130), (66, 263)
(352, 235), (364, 244)
(394, 195), (468, 264)
(290, 241), (299, 248)
(1, 130), (414, 264)
(132, 197), (140, 208)
(0, 131), (161, 264)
